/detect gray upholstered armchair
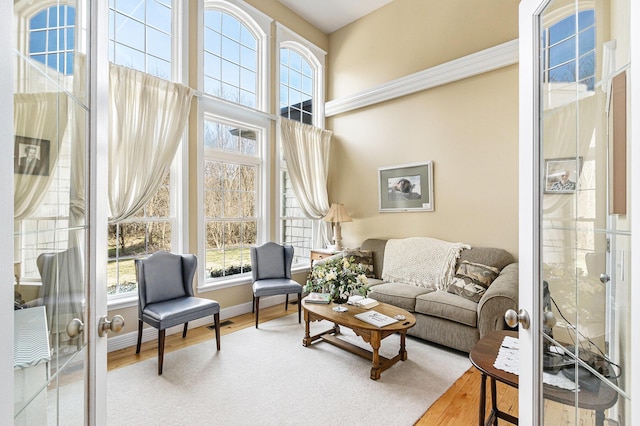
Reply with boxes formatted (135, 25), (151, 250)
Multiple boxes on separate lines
(250, 242), (302, 328)
(135, 251), (220, 374)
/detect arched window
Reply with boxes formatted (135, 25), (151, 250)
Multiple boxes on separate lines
(29, 5), (75, 75)
(280, 48), (313, 124)
(203, 9), (258, 108)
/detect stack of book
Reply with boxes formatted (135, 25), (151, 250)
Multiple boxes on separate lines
(305, 292), (331, 304)
(347, 295), (379, 309)
(354, 311), (398, 328)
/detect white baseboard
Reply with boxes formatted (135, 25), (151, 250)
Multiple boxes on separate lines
(107, 294), (295, 353)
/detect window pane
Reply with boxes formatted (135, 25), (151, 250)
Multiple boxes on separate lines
(549, 37), (576, 68)
(578, 10), (595, 30)
(549, 14), (575, 44)
(146, 26), (171, 61)
(30, 31), (46, 54)
(147, 0), (172, 33)
(578, 26), (595, 56)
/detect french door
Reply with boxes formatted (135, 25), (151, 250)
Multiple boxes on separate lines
(519, 0), (637, 424)
(3, 1), (111, 424)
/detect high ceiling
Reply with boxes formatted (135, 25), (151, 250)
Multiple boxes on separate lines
(278, 0), (394, 34)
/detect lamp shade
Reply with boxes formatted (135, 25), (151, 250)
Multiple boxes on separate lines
(323, 203), (352, 223)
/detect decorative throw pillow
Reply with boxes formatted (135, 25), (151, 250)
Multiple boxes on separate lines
(342, 249), (376, 278)
(455, 260), (500, 287)
(447, 261), (501, 303)
(447, 277), (487, 303)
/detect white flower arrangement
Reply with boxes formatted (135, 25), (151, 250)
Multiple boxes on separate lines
(305, 255), (370, 302)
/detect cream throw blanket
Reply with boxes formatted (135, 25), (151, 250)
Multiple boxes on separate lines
(382, 237), (471, 291)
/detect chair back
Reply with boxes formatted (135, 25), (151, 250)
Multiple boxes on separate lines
(250, 242), (293, 282)
(135, 252), (197, 313)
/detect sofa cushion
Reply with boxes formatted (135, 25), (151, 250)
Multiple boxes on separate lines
(360, 239), (388, 279)
(415, 291), (478, 328)
(455, 260), (501, 286)
(367, 282), (434, 312)
(342, 248), (376, 278)
(457, 247), (514, 271)
(447, 277), (488, 303)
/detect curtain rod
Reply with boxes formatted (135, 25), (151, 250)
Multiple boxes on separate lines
(194, 90), (279, 121)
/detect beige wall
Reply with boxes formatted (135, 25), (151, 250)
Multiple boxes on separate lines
(326, 0), (520, 256)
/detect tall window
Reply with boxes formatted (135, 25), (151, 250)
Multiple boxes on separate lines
(200, 4), (268, 285)
(542, 9), (596, 92)
(203, 10), (257, 107)
(29, 5), (75, 75)
(107, 1), (176, 296)
(203, 119), (258, 279)
(278, 45), (317, 263)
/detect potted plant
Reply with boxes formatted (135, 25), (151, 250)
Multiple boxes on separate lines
(305, 255), (370, 311)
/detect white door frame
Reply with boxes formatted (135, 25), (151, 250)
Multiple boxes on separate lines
(519, 0), (639, 424)
(0, 0), (16, 423)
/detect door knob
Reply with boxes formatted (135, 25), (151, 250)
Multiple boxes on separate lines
(505, 308), (530, 329)
(98, 315), (125, 337)
(600, 273), (610, 284)
(543, 310), (556, 328)
(67, 318), (84, 338)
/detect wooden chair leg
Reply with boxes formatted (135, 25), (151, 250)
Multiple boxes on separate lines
(214, 313), (221, 351)
(158, 329), (166, 375)
(297, 292), (302, 323)
(136, 320), (143, 354)
(252, 295), (255, 313)
(255, 296), (260, 328)
(182, 322), (188, 338)
(285, 294), (289, 310)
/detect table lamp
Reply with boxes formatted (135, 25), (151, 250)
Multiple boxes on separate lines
(323, 203), (352, 251)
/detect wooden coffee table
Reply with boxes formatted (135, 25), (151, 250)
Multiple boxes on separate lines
(302, 298), (416, 380)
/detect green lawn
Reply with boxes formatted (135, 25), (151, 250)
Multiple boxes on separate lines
(107, 248), (251, 294)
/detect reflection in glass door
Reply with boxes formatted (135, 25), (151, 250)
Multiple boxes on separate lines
(539, 0), (631, 424)
(13, 1), (89, 424)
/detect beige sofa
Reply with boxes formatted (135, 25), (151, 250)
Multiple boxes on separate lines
(360, 238), (518, 353)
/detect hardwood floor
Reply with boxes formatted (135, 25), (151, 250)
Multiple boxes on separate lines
(107, 304), (520, 425)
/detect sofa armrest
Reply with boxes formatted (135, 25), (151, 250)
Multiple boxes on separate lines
(477, 262), (519, 338)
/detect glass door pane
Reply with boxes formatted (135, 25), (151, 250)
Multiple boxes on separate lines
(539, 0), (631, 423)
(13, 0), (89, 424)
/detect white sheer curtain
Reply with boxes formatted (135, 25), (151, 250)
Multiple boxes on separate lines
(14, 92), (68, 220)
(108, 64), (194, 222)
(279, 117), (332, 246)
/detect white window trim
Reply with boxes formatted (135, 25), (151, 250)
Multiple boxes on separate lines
(200, 0), (272, 113)
(275, 23), (327, 256)
(196, 108), (270, 292)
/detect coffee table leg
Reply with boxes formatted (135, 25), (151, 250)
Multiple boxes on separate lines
(302, 309), (311, 347)
(370, 332), (382, 380)
(479, 372), (487, 426)
(399, 331), (408, 361)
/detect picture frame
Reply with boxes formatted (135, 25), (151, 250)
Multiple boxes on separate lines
(14, 136), (50, 176)
(378, 161), (434, 212)
(544, 157), (582, 194)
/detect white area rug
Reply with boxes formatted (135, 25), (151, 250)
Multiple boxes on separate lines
(105, 314), (470, 425)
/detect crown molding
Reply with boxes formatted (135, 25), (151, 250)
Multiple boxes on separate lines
(325, 39), (519, 117)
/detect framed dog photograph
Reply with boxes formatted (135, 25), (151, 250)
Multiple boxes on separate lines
(378, 161), (434, 212)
